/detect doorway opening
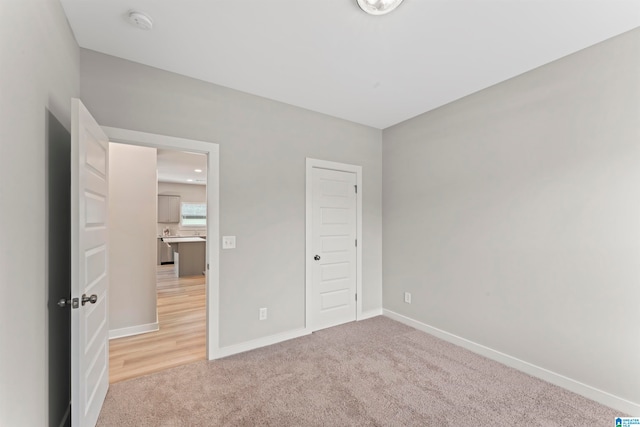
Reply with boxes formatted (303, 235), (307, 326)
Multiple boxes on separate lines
(103, 126), (220, 368)
(107, 146), (209, 383)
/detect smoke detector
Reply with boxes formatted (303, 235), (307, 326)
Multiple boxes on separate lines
(128, 11), (153, 30)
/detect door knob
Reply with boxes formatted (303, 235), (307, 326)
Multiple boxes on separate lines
(57, 297), (79, 309)
(81, 294), (98, 306)
(314, 255), (321, 261)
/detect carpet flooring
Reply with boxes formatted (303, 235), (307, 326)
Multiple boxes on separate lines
(97, 316), (622, 426)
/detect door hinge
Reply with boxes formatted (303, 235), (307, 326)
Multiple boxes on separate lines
(355, 293), (358, 301)
(355, 239), (357, 247)
(354, 185), (357, 194)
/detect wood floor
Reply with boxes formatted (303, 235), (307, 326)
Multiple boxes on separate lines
(108, 265), (206, 383)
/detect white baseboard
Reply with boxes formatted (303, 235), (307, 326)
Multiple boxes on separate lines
(212, 310), (383, 360)
(109, 321), (159, 340)
(383, 309), (640, 415)
(359, 308), (383, 320)
(214, 327), (311, 359)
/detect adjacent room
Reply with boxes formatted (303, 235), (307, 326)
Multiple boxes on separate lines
(108, 146), (208, 383)
(1, 1), (638, 426)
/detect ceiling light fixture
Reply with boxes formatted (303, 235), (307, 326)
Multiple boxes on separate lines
(128, 10), (153, 30)
(194, 169), (203, 173)
(356, 0), (404, 15)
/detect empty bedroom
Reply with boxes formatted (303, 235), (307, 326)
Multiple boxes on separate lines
(1, 0), (638, 426)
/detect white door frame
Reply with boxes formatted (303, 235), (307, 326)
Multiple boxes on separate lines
(102, 126), (221, 359)
(305, 158), (363, 330)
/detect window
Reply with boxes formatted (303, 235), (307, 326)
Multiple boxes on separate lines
(180, 202), (207, 227)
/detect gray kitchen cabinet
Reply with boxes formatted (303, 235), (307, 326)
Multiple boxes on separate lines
(158, 195), (180, 223)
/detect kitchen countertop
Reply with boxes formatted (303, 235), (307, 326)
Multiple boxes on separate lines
(162, 237), (206, 244)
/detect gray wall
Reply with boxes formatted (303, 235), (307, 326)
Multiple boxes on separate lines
(382, 28), (640, 404)
(80, 49), (383, 347)
(0, 0), (80, 425)
(109, 143), (158, 332)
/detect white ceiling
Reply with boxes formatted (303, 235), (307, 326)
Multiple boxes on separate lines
(60, 0), (639, 129)
(156, 149), (206, 185)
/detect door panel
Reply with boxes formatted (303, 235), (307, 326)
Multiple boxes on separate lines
(311, 168), (357, 331)
(71, 98), (109, 427)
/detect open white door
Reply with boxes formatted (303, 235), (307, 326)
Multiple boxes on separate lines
(71, 98), (109, 426)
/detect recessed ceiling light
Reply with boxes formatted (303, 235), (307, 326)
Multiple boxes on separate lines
(187, 179), (194, 182)
(356, 0), (404, 15)
(128, 10), (153, 30)
(194, 169), (203, 173)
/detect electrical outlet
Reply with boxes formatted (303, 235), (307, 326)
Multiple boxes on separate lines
(404, 292), (412, 304)
(259, 307), (267, 320)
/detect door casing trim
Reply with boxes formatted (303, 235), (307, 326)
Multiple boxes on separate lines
(305, 158), (363, 331)
(102, 126), (221, 359)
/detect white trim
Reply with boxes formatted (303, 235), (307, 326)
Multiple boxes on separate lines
(383, 309), (640, 415)
(108, 322), (159, 340)
(359, 308), (383, 321)
(216, 328), (311, 359)
(102, 126), (221, 360)
(305, 158), (363, 332)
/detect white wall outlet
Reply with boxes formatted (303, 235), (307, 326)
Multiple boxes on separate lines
(404, 292), (412, 304)
(259, 307), (267, 320)
(222, 236), (236, 249)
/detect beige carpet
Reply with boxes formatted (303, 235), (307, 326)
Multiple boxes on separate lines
(97, 316), (622, 426)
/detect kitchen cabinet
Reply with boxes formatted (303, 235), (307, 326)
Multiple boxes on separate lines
(158, 195), (180, 223)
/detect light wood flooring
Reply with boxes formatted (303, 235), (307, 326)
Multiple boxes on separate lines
(108, 265), (206, 383)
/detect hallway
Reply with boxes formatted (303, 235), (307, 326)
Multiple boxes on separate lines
(108, 266), (206, 383)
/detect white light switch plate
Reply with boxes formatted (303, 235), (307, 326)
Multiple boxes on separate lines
(222, 236), (236, 249)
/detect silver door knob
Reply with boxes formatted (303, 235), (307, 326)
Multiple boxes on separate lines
(314, 255), (321, 261)
(81, 294), (98, 306)
(57, 297), (79, 309)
